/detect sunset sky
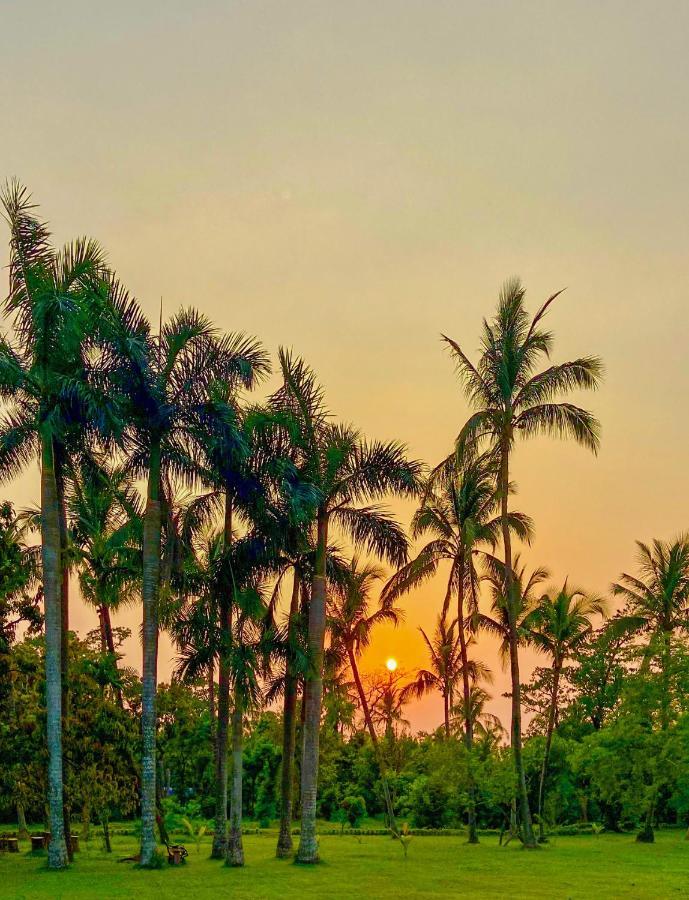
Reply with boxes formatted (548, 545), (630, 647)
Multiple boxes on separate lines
(3, 2), (689, 731)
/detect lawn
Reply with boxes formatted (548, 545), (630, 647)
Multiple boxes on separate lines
(2, 829), (687, 899)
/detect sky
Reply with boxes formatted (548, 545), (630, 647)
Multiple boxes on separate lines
(2, 1), (689, 732)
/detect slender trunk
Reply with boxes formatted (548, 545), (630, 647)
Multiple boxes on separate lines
(98, 606), (108, 653)
(661, 627), (671, 731)
(277, 570), (301, 857)
(443, 689), (450, 738)
(296, 509), (329, 864)
(347, 645), (399, 834)
(81, 801), (91, 841)
(41, 431), (69, 869)
(211, 493), (233, 859)
(208, 661), (216, 726)
(139, 442), (161, 866)
(101, 604), (124, 709)
(226, 697), (244, 866)
(537, 662), (562, 840)
(55, 458), (74, 863)
(457, 564), (478, 843)
(101, 814), (112, 853)
(500, 438), (536, 848)
(17, 802), (29, 840)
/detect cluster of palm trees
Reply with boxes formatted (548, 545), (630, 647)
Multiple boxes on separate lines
(0, 182), (423, 869)
(1, 182), (609, 867)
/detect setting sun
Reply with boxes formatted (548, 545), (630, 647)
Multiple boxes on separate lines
(386, 657), (398, 672)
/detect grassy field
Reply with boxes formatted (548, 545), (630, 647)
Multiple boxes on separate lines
(2, 829), (687, 899)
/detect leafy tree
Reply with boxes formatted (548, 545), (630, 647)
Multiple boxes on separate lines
(612, 536), (689, 728)
(523, 582), (605, 839)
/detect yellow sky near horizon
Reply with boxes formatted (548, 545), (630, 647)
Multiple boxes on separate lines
(2, 1), (689, 731)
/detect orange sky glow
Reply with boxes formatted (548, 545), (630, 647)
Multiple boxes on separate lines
(3, 2), (689, 732)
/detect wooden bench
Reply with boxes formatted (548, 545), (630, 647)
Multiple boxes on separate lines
(0, 835), (19, 852)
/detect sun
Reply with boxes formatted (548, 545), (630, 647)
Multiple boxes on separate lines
(385, 657), (398, 672)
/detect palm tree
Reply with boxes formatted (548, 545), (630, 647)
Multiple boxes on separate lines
(480, 554), (549, 840)
(271, 350), (422, 863)
(366, 668), (412, 744)
(523, 583), (605, 840)
(612, 536), (689, 729)
(402, 615), (491, 739)
(68, 458), (142, 707)
(329, 556), (402, 831)
(226, 574), (270, 867)
(443, 278), (603, 846)
(383, 452), (531, 841)
(454, 685), (506, 746)
(0, 181), (108, 868)
(104, 294), (265, 866)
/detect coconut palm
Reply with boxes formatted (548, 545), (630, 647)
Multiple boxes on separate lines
(480, 555), (549, 838)
(329, 556), (402, 831)
(401, 615), (491, 738)
(443, 278), (602, 846)
(0, 181), (109, 868)
(522, 583), (605, 839)
(612, 536), (689, 729)
(453, 685), (506, 745)
(383, 452), (531, 841)
(270, 350), (422, 863)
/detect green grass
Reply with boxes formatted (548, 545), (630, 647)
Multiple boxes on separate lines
(2, 829), (688, 899)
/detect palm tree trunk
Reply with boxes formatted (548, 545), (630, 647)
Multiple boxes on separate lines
(457, 566), (478, 843)
(41, 430), (69, 869)
(208, 661), (216, 726)
(226, 696), (244, 866)
(140, 442), (161, 867)
(296, 509), (329, 864)
(211, 493), (233, 859)
(212, 605), (231, 858)
(537, 662), (561, 841)
(17, 802), (29, 840)
(100, 603), (124, 709)
(277, 570), (301, 857)
(443, 690), (450, 738)
(347, 645), (399, 834)
(500, 438), (536, 848)
(55, 457), (75, 863)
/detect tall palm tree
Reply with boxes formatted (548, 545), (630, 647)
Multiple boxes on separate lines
(522, 583), (605, 840)
(0, 181), (108, 868)
(271, 350), (422, 863)
(444, 278), (603, 846)
(384, 453), (530, 841)
(612, 536), (689, 729)
(329, 556), (402, 831)
(104, 293), (265, 866)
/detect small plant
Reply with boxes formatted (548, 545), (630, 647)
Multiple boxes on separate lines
(181, 817), (207, 854)
(591, 823), (605, 836)
(398, 822), (413, 859)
